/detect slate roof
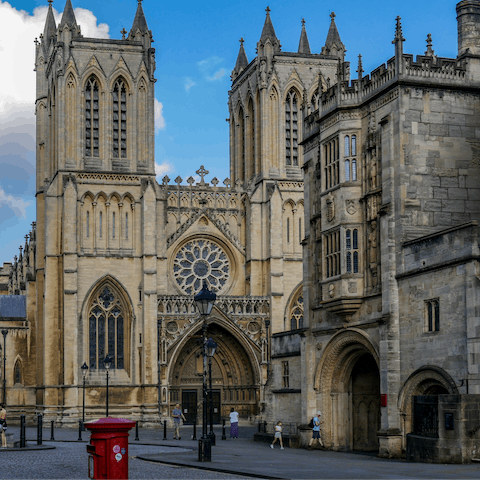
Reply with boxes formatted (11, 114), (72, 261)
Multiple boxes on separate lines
(0, 296), (26, 320)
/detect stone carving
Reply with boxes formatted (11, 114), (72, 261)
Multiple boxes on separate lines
(166, 321), (178, 334)
(369, 151), (378, 190)
(367, 195), (378, 221)
(369, 220), (378, 287)
(328, 284), (335, 298)
(367, 305), (373, 314)
(326, 193), (335, 222)
(348, 282), (357, 293)
(346, 199), (356, 215)
(259, 58), (267, 88)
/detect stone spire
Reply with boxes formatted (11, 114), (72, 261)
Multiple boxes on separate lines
(298, 18), (311, 54)
(257, 6), (281, 55)
(59, 0), (77, 29)
(43, 0), (57, 50)
(322, 12), (345, 59)
(232, 38), (249, 81)
(130, 0), (149, 37)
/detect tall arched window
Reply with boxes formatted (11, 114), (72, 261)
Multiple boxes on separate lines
(289, 290), (304, 330)
(88, 284), (128, 370)
(85, 77), (100, 157)
(285, 90), (299, 166)
(113, 79), (127, 158)
(14, 360), (22, 384)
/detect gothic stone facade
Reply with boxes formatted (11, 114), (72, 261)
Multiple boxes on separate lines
(267, 0), (480, 457)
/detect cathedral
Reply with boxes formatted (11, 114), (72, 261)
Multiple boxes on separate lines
(0, 0), (479, 460)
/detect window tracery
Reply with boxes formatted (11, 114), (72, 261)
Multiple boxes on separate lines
(113, 79), (127, 158)
(173, 239), (230, 295)
(289, 291), (304, 330)
(285, 89), (299, 166)
(88, 285), (126, 370)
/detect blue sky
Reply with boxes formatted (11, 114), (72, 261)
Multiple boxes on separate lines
(0, 0), (458, 263)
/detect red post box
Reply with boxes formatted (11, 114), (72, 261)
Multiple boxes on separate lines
(85, 417), (136, 480)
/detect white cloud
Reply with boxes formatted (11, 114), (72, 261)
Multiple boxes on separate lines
(185, 78), (196, 92)
(0, 187), (29, 219)
(155, 162), (174, 182)
(154, 99), (166, 130)
(208, 68), (226, 81)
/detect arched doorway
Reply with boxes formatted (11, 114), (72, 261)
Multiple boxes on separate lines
(351, 354), (380, 451)
(398, 366), (458, 451)
(316, 329), (380, 452)
(169, 323), (260, 423)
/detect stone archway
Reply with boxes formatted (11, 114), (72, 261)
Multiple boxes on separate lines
(315, 329), (380, 451)
(398, 366), (458, 451)
(169, 322), (260, 423)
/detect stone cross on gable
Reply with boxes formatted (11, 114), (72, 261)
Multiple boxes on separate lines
(211, 177), (219, 187)
(302, 18), (305, 26)
(48, 0), (53, 4)
(174, 176), (183, 186)
(196, 165), (209, 186)
(121, 28), (127, 40)
(266, 6), (271, 14)
(223, 178), (231, 188)
(330, 12), (336, 20)
(187, 176), (195, 186)
(240, 37), (244, 46)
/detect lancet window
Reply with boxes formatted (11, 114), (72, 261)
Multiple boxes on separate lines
(85, 77), (100, 157)
(324, 137), (339, 189)
(289, 291), (304, 330)
(285, 89), (299, 166)
(344, 134), (357, 182)
(113, 79), (127, 158)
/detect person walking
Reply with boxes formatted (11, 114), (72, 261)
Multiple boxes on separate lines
(308, 411), (324, 449)
(172, 403), (186, 440)
(270, 421), (284, 450)
(229, 407), (239, 438)
(0, 404), (6, 448)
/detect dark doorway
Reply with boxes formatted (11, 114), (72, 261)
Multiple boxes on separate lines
(182, 390), (197, 424)
(351, 353), (380, 451)
(210, 390), (221, 424)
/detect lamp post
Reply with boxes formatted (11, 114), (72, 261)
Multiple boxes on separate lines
(103, 354), (112, 417)
(81, 362), (89, 426)
(206, 337), (217, 446)
(193, 281), (216, 462)
(1, 330), (8, 405)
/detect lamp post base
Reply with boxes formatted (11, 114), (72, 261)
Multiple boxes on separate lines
(198, 437), (212, 462)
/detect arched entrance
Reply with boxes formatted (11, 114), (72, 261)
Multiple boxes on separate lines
(398, 366), (458, 450)
(169, 322), (260, 423)
(351, 354), (380, 451)
(316, 329), (380, 452)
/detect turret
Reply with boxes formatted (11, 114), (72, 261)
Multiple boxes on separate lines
(232, 38), (249, 81)
(298, 18), (311, 54)
(129, 0), (153, 50)
(321, 12), (345, 61)
(257, 7), (281, 58)
(456, 0), (480, 57)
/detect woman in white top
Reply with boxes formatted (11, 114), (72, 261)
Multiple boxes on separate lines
(229, 407), (239, 438)
(0, 404), (6, 448)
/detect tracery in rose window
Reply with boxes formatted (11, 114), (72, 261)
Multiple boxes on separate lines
(173, 239), (230, 295)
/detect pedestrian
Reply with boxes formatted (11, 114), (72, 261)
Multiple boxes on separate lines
(229, 407), (239, 438)
(0, 404), (6, 448)
(270, 421), (284, 450)
(172, 403), (186, 440)
(308, 410), (324, 450)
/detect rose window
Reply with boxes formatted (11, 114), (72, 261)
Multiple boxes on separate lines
(173, 239), (230, 295)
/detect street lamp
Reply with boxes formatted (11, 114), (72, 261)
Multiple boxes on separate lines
(81, 362), (89, 426)
(193, 281), (216, 462)
(206, 337), (217, 446)
(103, 354), (112, 417)
(1, 330), (8, 405)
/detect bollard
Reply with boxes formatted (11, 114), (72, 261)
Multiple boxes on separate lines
(192, 420), (196, 440)
(163, 420), (167, 440)
(50, 420), (55, 441)
(20, 414), (26, 448)
(37, 413), (43, 445)
(222, 419), (226, 440)
(135, 421), (139, 441)
(78, 420), (83, 441)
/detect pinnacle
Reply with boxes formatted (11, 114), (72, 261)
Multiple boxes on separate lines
(60, 0), (77, 28)
(43, 0), (57, 48)
(260, 6), (278, 43)
(130, 0), (149, 36)
(298, 18), (311, 54)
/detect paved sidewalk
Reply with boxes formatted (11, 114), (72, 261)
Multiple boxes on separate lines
(5, 423), (480, 479)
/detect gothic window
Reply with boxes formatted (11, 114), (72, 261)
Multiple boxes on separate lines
(311, 90), (319, 111)
(86, 211), (90, 238)
(88, 285), (127, 370)
(85, 77), (99, 157)
(173, 239), (230, 295)
(113, 79), (127, 158)
(346, 229), (359, 274)
(287, 218), (290, 243)
(99, 211), (103, 238)
(324, 137), (339, 189)
(299, 218), (302, 244)
(125, 213), (128, 239)
(344, 133), (358, 183)
(282, 361), (290, 388)
(426, 299), (440, 332)
(289, 291), (304, 330)
(285, 89), (299, 166)
(325, 230), (340, 278)
(14, 360), (22, 384)
(112, 212), (116, 239)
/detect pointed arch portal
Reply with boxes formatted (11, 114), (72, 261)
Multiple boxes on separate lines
(168, 322), (260, 423)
